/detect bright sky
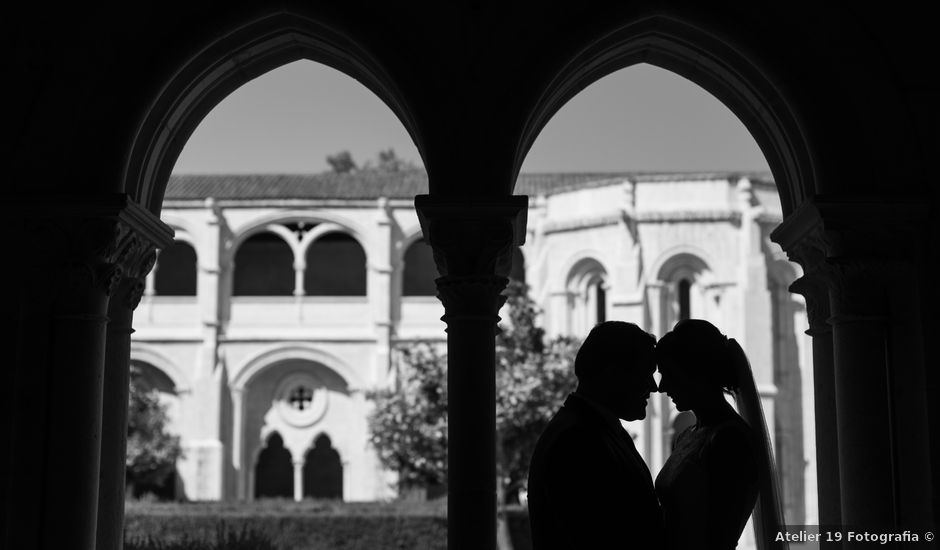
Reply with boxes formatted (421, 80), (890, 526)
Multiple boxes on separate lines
(172, 60), (769, 175)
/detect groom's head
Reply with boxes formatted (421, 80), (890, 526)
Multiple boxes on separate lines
(575, 321), (657, 421)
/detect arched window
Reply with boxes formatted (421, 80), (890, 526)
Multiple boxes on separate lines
(655, 253), (710, 331)
(678, 278), (691, 321)
(304, 233), (366, 296)
(402, 238), (438, 296)
(255, 432), (293, 499)
(154, 240), (197, 296)
(233, 232), (294, 296)
(565, 258), (608, 336)
(302, 434), (343, 500)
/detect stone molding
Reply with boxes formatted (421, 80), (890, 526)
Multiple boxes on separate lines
(20, 194), (174, 310)
(542, 213), (622, 234)
(541, 209), (743, 235)
(634, 209), (742, 224)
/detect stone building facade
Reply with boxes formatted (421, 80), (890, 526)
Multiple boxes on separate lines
(132, 171), (815, 525)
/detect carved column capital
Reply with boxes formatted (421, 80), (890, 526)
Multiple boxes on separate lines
(415, 194), (528, 329)
(771, 196), (927, 329)
(436, 276), (509, 326)
(788, 271), (832, 336)
(819, 258), (899, 324)
(415, 195), (528, 278)
(772, 196), (927, 265)
(112, 246), (158, 312)
(20, 194), (174, 309)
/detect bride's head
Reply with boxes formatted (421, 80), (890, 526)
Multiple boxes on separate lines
(655, 319), (739, 411)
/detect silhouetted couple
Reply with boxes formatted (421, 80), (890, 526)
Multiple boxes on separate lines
(528, 320), (780, 550)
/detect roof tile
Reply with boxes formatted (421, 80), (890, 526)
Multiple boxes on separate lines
(165, 171), (774, 200)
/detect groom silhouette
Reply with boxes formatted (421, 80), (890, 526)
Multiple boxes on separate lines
(528, 321), (663, 549)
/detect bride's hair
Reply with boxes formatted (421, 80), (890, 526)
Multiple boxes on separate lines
(726, 335), (787, 548)
(661, 319), (786, 547)
(657, 319), (738, 393)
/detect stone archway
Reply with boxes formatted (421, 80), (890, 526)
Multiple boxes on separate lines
(123, 11), (425, 214)
(231, 347), (360, 502)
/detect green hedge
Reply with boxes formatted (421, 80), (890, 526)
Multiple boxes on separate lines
(125, 501), (532, 550)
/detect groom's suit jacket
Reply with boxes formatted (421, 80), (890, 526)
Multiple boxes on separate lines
(528, 393), (664, 549)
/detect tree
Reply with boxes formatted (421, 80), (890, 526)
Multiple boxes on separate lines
(496, 282), (580, 502)
(326, 148), (419, 174)
(126, 365), (183, 499)
(326, 150), (357, 173)
(361, 148), (419, 172)
(366, 280), (579, 501)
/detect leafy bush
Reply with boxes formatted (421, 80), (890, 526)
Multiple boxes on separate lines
(124, 500), (447, 550)
(126, 523), (276, 550)
(127, 364), (183, 498)
(125, 500), (533, 550)
(367, 281), (579, 501)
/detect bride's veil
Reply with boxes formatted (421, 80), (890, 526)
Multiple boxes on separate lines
(727, 337), (788, 550)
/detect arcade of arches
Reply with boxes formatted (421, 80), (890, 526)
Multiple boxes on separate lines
(7, 5), (938, 550)
(127, 172), (814, 550)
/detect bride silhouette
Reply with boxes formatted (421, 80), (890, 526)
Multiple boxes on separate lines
(654, 319), (786, 550)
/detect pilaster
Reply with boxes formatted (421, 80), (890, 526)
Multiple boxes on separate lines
(371, 197), (394, 388)
(191, 199), (227, 500)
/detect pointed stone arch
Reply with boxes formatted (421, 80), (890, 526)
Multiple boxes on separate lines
(123, 10), (425, 213)
(517, 15), (814, 216)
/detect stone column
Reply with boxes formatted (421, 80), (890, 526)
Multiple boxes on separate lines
(823, 259), (933, 541)
(824, 262), (887, 519)
(97, 242), (164, 550)
(293, 460), (304, 502)
(415, 195), (527, 550)
(773, 198), (933, 548)
(232, 388), (246, 499)
(780, 232), (841, 549)
(12, 195), (171, 550)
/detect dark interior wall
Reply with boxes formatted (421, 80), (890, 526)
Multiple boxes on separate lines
(9, 4), (935, 201)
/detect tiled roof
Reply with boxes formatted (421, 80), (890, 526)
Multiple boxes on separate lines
(165, 171), (774, 200)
